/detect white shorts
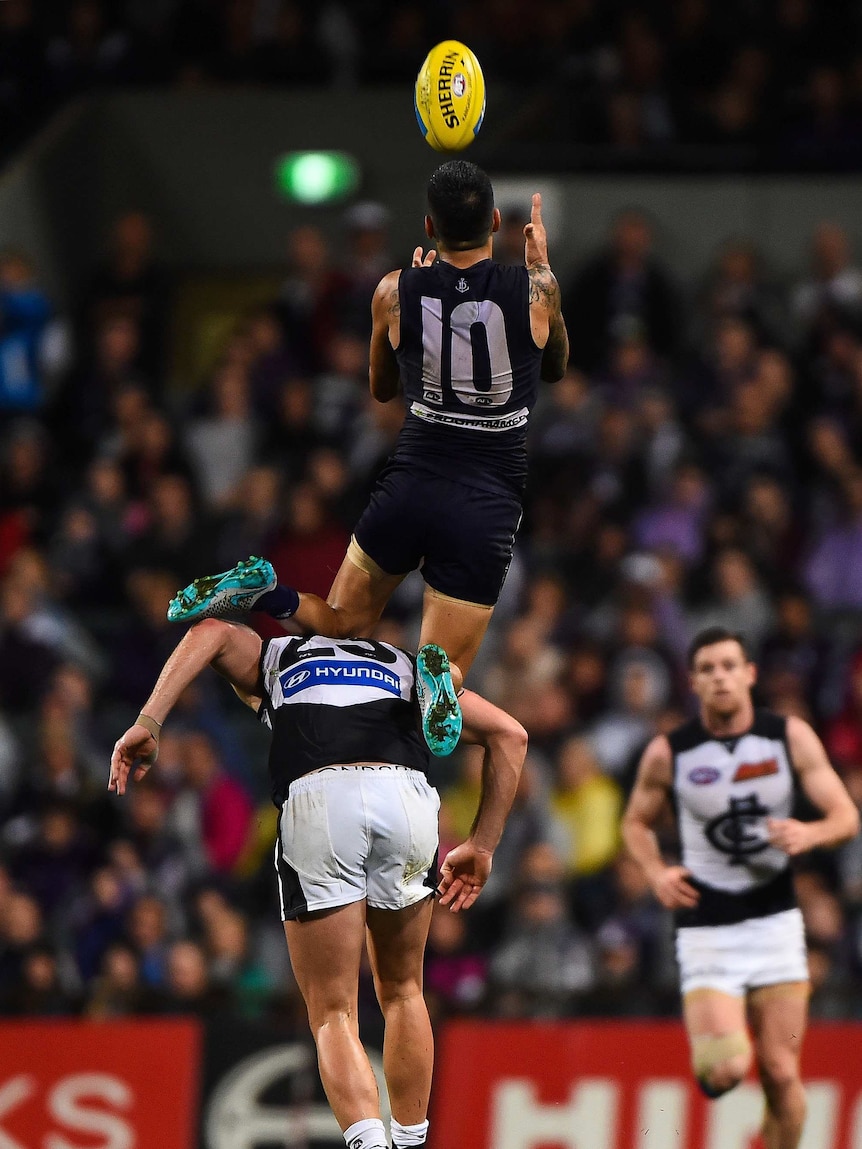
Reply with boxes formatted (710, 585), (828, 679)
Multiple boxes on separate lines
(676, 908), (809, 997)
(274, 764), (440, 920)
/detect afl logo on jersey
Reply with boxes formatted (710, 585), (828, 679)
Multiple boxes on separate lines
(689, 766), (721, 785)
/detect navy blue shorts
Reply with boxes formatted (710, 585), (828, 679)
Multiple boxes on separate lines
(353, 463), (522, 607)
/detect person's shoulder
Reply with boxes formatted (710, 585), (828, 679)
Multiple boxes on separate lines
(491, 259), (527, 276)
(752, 708), (790, 740)
(372, 268), (403, 317)
(665, 717), (705, 754)
(373, 267), (402, 295)
(636, 732), (673, 777)
(263, 633), (305, 666)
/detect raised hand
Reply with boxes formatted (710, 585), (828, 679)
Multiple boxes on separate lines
(524, 192), (549, 268)
(412, 247), (437, 268)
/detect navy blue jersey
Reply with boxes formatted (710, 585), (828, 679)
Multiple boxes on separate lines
(258, 636), (430, 807)
(393, 258), (543, 497)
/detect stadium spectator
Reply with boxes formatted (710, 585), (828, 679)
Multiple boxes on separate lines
(424, 902), (488, 1021)
(157, 939), (231, 1016)
(564, 210), (678, 372)
(792, 222), (862, 345)
(180, 731), (253, 875)
(85, 941), (144, 1018)
(84, 211), (168, 378)
(551, 735), (622, 879)
(489, 880), (595, 1018)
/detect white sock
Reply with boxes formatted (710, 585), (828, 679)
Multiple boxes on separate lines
(343, 1117), (387, 1149)
(392, 1117), (429, 1146)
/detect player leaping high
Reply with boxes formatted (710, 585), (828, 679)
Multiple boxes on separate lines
(167, 160), (569, 755)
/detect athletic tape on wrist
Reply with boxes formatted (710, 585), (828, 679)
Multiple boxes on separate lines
(135, 713), (162, 740)
(134, 713), (161, 765)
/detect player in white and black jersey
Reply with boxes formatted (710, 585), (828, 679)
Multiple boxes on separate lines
(108, 618), (528, 1149)
(623, 627), (858, 1149)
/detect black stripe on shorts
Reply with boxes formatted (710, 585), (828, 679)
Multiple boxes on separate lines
(423, 847), (440, 895)
(274, 807), (308, 921)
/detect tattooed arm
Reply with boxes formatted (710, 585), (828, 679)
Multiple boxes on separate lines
(529, 264), (570, 382)
(523, 194), (569, 382)
(369, 269), (402, 402)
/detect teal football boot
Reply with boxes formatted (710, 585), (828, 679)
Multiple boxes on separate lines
(415, 643), (462, 757)
(166, 556), (277, 622)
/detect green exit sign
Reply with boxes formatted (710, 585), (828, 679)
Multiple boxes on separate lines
(275, 152), (360, 204)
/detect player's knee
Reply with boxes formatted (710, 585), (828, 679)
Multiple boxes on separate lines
(374, 974), (423, 1009)
(304, 995), (357, 1036)
(191, 617), (230, 639)
(692, 1033), (752, 1098)
(758, 1054), (803, 1098)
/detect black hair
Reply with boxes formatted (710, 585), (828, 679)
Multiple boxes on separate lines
(426, 160), (494, 251)
(687, 627), (750, 669)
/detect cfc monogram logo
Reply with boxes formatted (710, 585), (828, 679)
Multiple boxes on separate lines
(704, 793), (770, 863)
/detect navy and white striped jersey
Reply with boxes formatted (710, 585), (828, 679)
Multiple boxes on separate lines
(257, 636), (430, 806)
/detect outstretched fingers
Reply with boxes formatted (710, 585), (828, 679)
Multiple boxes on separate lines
(108, 740), (132, 795)
(438, 876), (477, 913)
(108, 726), (156, 795)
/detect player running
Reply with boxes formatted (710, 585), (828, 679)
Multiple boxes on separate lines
(109, 618), (527, 1149)
(166, 160), (569, 756)
(622, 627), (859, 1149)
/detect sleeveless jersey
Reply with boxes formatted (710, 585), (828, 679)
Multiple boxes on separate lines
(668, 710), (798, 927)
(257, 635), (430, 807)
(393, 258), (544, 497)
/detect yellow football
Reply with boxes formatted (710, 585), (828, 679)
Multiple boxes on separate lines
(414, 40), (486, 152)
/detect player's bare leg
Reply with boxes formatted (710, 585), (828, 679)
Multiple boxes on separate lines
(285, 901), (387, 1147)
(168, 551), (404, 637)
(419, 586), (493, 691)
(299, 545), (406, 637)
(747, 983), (809, 1149)
(683, 989), (753, 1098)
(414, 588), (493, 756)
(366, 899), (434, 1146)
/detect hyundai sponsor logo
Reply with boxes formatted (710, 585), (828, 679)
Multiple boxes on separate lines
(279, 660), (402, 698)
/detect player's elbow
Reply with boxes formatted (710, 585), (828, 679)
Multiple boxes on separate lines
(620, 812), (644, 851)
(541, 362), (566, 384)
(369, 374), (399, 403)
(841, 803), (861, 843)
(493, 717), (528, 760)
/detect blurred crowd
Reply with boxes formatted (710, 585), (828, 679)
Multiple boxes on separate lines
(2, 194), (862, 1030)
(3, 0), (862, 168)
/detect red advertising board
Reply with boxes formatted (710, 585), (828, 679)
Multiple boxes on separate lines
(0, 1019), (200, 1149)
(434, 1021), (862, 1149)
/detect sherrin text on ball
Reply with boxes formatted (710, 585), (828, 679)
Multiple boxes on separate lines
(415, 40), (486, 152)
